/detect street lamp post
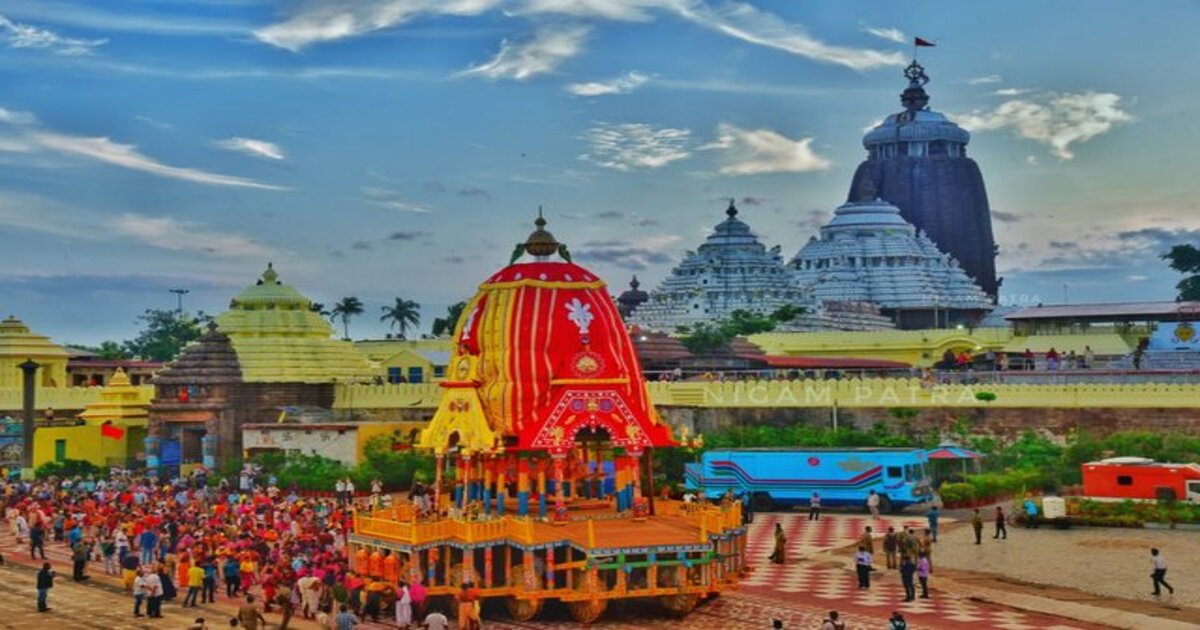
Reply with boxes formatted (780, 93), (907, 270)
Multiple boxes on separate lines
(18, 359), (39, 478)
(169, 288), (190, 315)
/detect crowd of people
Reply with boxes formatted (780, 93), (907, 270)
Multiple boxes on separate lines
(0, 469), (441, 628)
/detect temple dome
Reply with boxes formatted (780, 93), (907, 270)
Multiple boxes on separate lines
(214, 264), (375, 383)
(791, 200), (993, 317)
(616, 276), (649, 318)
(863, 110), (971, 149)
(629, 200), (812, 331)
(419, 215), (673, 455)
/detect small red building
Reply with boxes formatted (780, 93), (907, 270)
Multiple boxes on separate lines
(1082, 457), (1200, 502)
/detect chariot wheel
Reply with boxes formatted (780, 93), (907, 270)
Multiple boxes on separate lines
(659, 592), (701, 616)
(504, 562), (544, 622)
(446, 563), (482, 617)
(567, 599), (608, 624)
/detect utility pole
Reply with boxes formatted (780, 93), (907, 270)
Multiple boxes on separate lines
(18, 359), (39, 479)
(169, 288), (190, 316)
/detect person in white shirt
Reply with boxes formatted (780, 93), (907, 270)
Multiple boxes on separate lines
(133, 569), (150, 617)
(335, 479), (347, 506)
(854, 547), (873, 589)
(1151, 548), (1175, 596)
(867, 490), (881, 519)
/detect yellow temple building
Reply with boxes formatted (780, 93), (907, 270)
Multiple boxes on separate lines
(0, 316), (69, 388)
(34, 368), (152, 469)
(214, 264), (377, 383)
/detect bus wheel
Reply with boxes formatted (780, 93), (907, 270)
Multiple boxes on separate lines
(751, 493), (773, 512)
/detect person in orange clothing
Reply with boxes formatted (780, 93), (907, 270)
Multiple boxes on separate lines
(456, 582), (481, 630)
(176, 551), (191, 594)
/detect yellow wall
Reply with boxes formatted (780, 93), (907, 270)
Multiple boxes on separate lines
(0, 386), (154, 413)
(0, 357), (69, 389)
(749, 327), (1012, 367)
(379, 348), (447, 384)
(33, 424), (146, 469)
(355, 420), (426, 452)
(336, 380), (1200, 410)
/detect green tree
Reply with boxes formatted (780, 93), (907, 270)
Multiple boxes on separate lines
(380, 297), (422, 339)
(431, 301), (467, 337)
(720, 309), (778, 336)
(331, 296), (364, 340)
(74, 340), (129, 360)
(122, 309), (206, 362)
(679, 322), (733, 355)
(769, 304), (806, 323)
(1163, 244), (1200, 301)
(309, 302), (330, 316)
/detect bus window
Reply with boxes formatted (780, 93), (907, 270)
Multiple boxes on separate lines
(904, 465), (913, 482)
(887, 466), (902, 479)
(921, 463), (930, 479)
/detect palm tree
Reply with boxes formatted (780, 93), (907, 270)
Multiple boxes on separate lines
(309, 302), (330, 317)
(331, 296), (364, 340)
(380, 297), (421, 340)
(431, 301), (467, 337)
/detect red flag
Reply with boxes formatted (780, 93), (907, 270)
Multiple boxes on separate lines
(100, 423), (125, 440)
(914, 37), (936, 47)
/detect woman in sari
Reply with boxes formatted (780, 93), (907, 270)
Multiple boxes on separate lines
(769, 522), (787, 565)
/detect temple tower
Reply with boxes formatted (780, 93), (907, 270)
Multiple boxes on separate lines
(848, 61), (999, 298)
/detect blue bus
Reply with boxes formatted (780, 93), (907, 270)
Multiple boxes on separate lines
(684, 448), (933, 513)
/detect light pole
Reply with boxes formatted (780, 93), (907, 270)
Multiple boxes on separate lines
(169, 288), (190, 316)
(18, 359), (39, 478)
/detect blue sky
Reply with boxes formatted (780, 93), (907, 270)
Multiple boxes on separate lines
(0, 0), (1197, 345)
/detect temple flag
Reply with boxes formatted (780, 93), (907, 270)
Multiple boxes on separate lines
(100, 423), (125, 440)
(914, 37), (936, 47)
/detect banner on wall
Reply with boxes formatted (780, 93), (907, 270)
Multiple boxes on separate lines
(1149, 322), (1199, 351)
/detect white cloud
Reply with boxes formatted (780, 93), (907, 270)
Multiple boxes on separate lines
(705, 123), (830, 175)
(0, 107), (37, 125)
(215, 136), (286, 161)
(861, 25), (905, 44)
(112, 213), (275, 258)
(0, 106), (285, 189)
(254, 0), (502, 51)
(0, 14), (106, 55)
(565, 71), (649, 96)
(579, 122), (692, 171)
(460, 25), (589, 80)
(30, 132), (286, 189)
(993, 87), (1029, 96)
(515, 0), (667, 21)
(672, 1), (904, 70)
(362, 187), (433, 213)
(968, 74), (1002, 85)
(955, 91), (1133, 160)
(1026, 155), (1039, 165)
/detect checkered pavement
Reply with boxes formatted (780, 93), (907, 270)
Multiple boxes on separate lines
(739, 513), (1092, 630)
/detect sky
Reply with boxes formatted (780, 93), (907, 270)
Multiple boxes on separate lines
(1, 0), (1198, 345)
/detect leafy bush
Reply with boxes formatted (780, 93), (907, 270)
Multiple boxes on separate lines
(248, 436), (435, 492)
(35, 459), (100, 479)
(938, 482), (976, 504)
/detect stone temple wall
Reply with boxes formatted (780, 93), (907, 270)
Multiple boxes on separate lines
(659, 405), (1200, 444)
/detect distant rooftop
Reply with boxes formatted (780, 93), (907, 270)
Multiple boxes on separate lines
(1006, 301), (1200, 322)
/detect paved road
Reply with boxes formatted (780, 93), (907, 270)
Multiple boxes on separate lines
(0, 514), (1104, 629)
